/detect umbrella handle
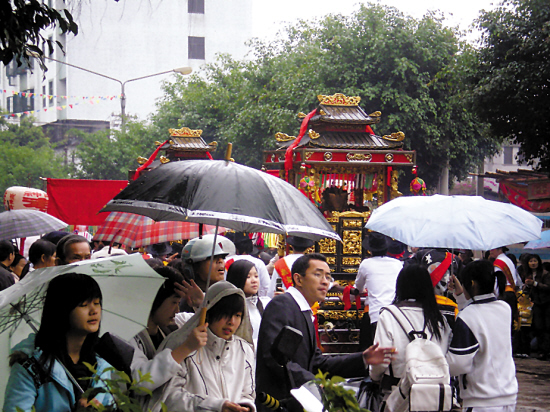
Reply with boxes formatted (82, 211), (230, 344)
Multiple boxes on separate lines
(199, 307), (207, 326)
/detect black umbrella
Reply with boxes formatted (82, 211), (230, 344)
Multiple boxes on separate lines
(101, 159), (339, 242)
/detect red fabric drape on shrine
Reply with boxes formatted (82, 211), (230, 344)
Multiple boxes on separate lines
(500, 182), (550, 213)
(46, 179), (128, 226)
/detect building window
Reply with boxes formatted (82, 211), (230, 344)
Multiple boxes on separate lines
(188, 36), (205, 60)
(6, 89), (34, 114)
(503, 146), (514, 165)
(43, 85), (47, 108)
(26, 89), (35, 112)
(48, 36), (54, 56)
(188, 0), (204, 13)
(48, 80), (54, 106)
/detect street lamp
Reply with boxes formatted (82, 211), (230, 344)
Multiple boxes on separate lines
(32, 54), (192, 129)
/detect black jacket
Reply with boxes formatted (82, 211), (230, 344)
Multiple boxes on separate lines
(0, 264), (15, 291)
(255, 292), (365, 411)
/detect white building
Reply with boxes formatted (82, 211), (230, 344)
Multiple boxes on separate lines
(1, 0), (253, 128)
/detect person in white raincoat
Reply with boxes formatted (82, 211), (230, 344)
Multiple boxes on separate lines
(149, 281), (255, 412)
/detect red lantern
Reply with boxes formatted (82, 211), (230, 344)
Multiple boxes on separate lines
(4, 186), (49, 212)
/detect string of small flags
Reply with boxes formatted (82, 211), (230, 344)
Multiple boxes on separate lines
(1, 89), (121, 119)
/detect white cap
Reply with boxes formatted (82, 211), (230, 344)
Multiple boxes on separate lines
(185, 236), (229, 263)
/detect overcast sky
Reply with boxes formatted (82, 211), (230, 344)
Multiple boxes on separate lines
(252, 0), (499, 42)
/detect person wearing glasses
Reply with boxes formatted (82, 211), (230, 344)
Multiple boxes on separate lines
(255, 253), (395, 412)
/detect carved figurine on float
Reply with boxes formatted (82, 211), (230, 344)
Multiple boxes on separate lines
(319, 176), (378, 218)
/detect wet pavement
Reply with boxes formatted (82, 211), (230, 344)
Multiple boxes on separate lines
(515, 357), (550, 411)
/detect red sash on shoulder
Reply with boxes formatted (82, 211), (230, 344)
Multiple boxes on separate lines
(225, 258), (235, 272)
(274, 258), (294, 289)
(494, 258), (516, 292)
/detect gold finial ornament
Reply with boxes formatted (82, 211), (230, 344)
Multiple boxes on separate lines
(317, 93), (361, 106)
(154, 141), (163, 146)
(381, 131), (405, 142)
(137, 156), (147, 165)
(208, 141), (218, 148)
(368, 111), (382, 117)
(308, 130), (320, 139)
(169, 127), (203, 137)
(297, 112), (307, 119)
(160, 156), (170, 164)
(275, 132), (296, 142)
(319, 109), (327, 116)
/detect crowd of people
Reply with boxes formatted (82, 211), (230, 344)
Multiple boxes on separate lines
(1, 229), (549, 412)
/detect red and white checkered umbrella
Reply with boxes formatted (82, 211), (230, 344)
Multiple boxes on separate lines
(93, 212), (224, 248)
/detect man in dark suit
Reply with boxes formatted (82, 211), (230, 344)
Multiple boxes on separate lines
(256, 253), (394, 411)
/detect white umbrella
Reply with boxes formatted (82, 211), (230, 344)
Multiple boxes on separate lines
(365, 194), (543, 250)
(0, 209), (67, 241)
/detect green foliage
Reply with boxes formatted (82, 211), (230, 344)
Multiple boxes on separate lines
(469, 0), (550, 171)
(72, 121), (158, 180)
(0, 0), (78, 69)
(79, 362), (160, 412)
(154, 3), (499, 189)
(314, 370), (368, 412)
(0, 116), (68, 195)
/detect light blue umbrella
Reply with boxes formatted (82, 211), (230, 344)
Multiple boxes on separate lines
(524, 230), (550, 249)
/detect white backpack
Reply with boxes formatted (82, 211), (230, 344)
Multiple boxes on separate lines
(383, 306), (452, 412)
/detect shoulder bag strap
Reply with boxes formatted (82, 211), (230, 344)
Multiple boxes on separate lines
(383, 306), (416, 342)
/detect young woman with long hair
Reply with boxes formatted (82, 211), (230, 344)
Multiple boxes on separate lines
(523, 254), (545, 283)
(226, 259), (271, 349)
(370, 264), (451, 395)
(3, 273), (114, 412)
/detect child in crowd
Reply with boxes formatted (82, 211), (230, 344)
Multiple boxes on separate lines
(447, 260), (518, 412)
(515, 290), (533, 358)
(149, 281), (255, 412)
(226, 259), (271, 349)
(3, 273), (114, 412)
